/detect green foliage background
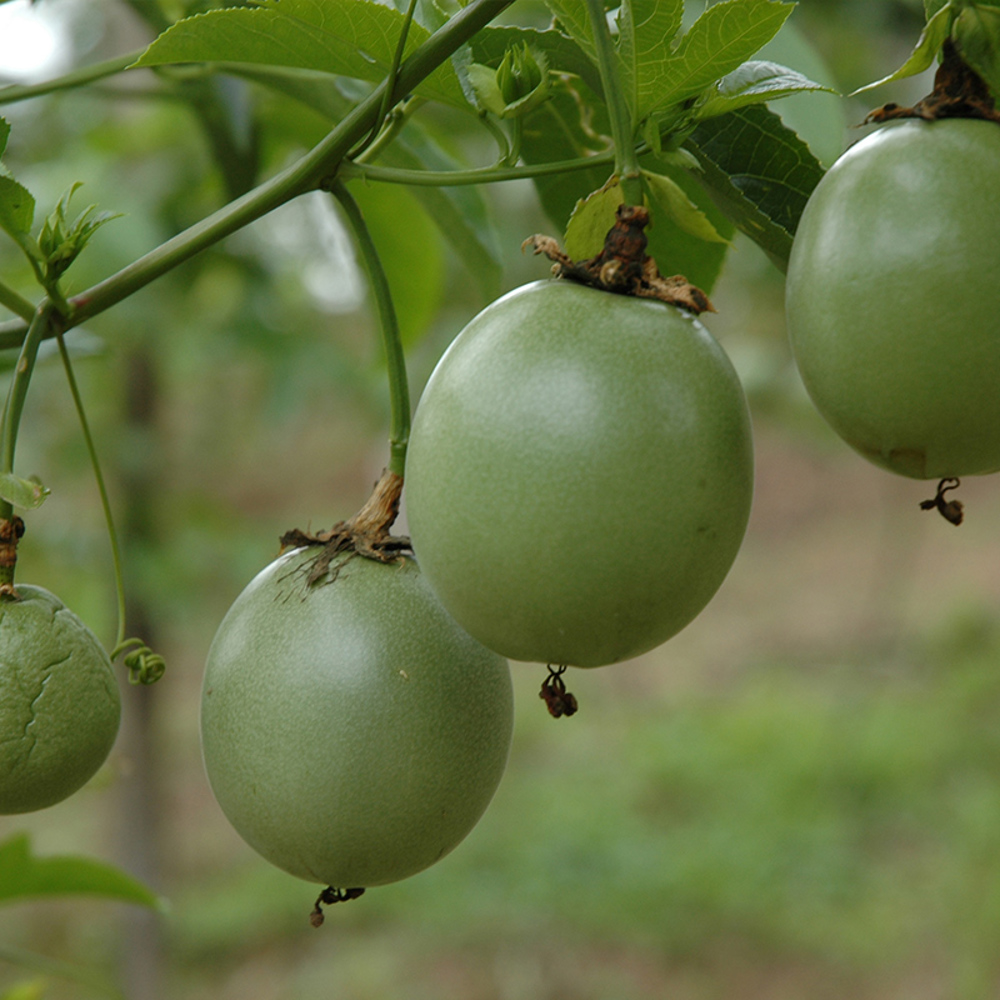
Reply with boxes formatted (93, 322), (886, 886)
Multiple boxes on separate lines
(4, 1), (1000, 999)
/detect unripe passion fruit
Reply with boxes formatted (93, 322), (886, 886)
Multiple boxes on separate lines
(786, 118), (1000, 479)
(201, 549), (513, 888)
(404, 280), (754, 668)
(0, 585), (120, 814)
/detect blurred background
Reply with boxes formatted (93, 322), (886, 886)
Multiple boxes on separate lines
(3, 0), (1000, 997)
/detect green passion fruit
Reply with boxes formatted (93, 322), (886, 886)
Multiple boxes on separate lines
(404, 279), (754, 669)
(201, 548), (513, 889)
(786, 118), (1000, 479)
(0, 585), (120, 814)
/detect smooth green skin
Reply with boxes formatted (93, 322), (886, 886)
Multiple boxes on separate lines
(0, 585), (120, 814)
(201, 549), (513, 888)
(405, 280), (754, 668)
(786, 118), (1000, 479)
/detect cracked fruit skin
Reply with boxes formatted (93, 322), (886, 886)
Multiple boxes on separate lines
(201, 549), (513, 888)
(0, 585), (120, 814)
(404, 279), (754, 668)
(786, 119), (1000, 479)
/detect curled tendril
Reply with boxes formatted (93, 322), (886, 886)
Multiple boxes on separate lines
(112, 637), (166, 685)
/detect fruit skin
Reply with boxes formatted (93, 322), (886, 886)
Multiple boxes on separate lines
(201, 549), (513, 888)
(0, 585), (120, 814)
(786, 118), (1000, 479)
(404, 279), (754, 668)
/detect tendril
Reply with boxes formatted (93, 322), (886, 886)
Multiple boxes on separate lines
(112, 637), (166, 685)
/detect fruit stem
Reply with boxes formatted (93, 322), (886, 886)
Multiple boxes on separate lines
(583, 0), (643, 205)
(0, 301), (54, 589)
(328, 180), (410, 478)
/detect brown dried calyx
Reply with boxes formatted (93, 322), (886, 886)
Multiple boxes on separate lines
(0, 516), (25, 601)
(865, 38), (1000, 125)
(522, 203), (714, 315)
(280, 468), (411, 585)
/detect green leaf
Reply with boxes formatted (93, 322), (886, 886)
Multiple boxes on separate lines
(641, 169), (729, 244)
(0, 472), (49, 509)
(132, 0), (470, 111)
(697, 60), (835, 119)
(684, 104), (825, 271)
(953, 4), (1000, 98)
(645, 0), (795, 120)
(563, 178), (623, 260)
(926, 0), (951, 17)
(520, 76), (613, 237)
(616, 0), (685, 120)
(0, 833), (162, 909)
(539, 0), (597, 64)
(851, 2), (954, 95)
(640, 162), (735, 292)
(0, 175), (35, 243)
(0, 117), (9, 158)
(344, 180), (445, 348)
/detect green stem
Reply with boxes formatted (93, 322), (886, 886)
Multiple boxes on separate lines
(1, 302), (52, 478)
(353, 0), (420, 159)
(340, 147), (618, 186)
(0, 0), (515, 349)
(0, 280), (35, 322)
(583, 0), (642, 204)
(55, 330), (127, 648)
(355, 96), (427, 165)
(329, 181), (410, 478)
(0, 301), (53, 588)
(0, 52), (140, 106)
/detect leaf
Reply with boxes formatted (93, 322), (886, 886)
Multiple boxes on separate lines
(563, 178), (623, 260)
(697, 60), (835, 119)
(0, 833), (162, 909)
(132, 0), (470, 111)
(344, 180), (445, 348)
(519, 76), (614, 237)
(0, 116), (9, 158)
(0, 472), (49, 509)
(851, 2), (954, 95)
(0, 175), (35, 242)
(640, 162), (735, 292)
(641, 169), (729, 244)
(684, 104), (825, 271)
(539, 0), (597, 64)
(953, 4), (1000, 98)
(644, 0), (795, 120)
(616, 0), (685, 120)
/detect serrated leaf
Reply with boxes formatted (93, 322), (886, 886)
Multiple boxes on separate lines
(539, 0), (597, 64)
(953, 4), (1000, 99)
(684, 104), (824, 271)
(616, 0), (685, 120)
(563, 178), (623, 259)
(0, 472), (49, 509)
(132, 0), (470, 111)
(927, 0), (950, 17)
(641, 169), (729, 244)
(641, 161), (735, 292)
(0, 834), (162, 909)
(698, 60), (835, 118)
(851, 2), (954, 96)
(0, 175), (34, 241)
(645, 0), (795, 120)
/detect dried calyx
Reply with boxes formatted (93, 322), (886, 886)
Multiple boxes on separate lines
(523, 203), (714, 315)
